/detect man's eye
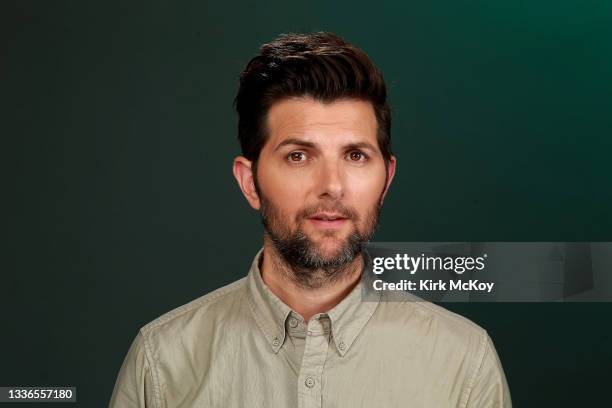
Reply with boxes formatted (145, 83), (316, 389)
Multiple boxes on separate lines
(288, 152), (306, 162)
(347, 151), (367, 162)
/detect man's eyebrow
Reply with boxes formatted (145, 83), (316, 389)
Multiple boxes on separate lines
(344, 142), (378, 152)
(274, 138), (317, 151)
(274, 139), (380, 153)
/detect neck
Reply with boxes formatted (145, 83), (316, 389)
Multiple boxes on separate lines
(260, 239), (363, 322)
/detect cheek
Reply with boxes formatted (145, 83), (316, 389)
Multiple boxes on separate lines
(258, 163), (309, 214)
(345, 168), (387, 206)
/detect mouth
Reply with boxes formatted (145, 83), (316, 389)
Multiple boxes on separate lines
(306, 213), (349, 229)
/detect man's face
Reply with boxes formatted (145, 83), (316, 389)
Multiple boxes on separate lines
(247, 97), (395, 280)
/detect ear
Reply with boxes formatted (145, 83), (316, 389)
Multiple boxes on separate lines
(233, 156), (261, 210)
(380, 156), (396, 204)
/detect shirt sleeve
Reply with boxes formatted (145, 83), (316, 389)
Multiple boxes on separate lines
(465, 333), (512, 408)
(109, 332), (158, 408)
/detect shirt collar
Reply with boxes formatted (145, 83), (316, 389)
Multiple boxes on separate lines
(246, 248), (381, 357)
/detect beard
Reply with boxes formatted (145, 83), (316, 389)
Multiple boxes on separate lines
(258, 192), (382, 289)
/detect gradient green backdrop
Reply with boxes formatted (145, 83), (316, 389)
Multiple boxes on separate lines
(2, 1), (611, 406)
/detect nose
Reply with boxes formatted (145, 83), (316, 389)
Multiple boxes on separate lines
(316, 158), (344, 200)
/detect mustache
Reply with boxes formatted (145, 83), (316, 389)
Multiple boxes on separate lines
(296, 203), (359, 221)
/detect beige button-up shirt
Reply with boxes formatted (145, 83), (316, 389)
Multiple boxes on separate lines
(110, 250), (512, 407)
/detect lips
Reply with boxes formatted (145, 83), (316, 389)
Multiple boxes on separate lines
(306, 212), (349, 229)
(307, 212), (348, 221)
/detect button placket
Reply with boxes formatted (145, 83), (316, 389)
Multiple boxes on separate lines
(297, 316), (331, 408)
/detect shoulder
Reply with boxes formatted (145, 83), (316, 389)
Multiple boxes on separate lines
(139, 277), (249, 343)
(375, 290), (488, 350)
(112, 277), (253, 406)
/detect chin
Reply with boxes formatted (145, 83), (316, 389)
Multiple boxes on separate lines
(313, 238), (350, 257)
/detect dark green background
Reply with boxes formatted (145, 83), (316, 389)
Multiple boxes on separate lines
(2, 1), (611, 406)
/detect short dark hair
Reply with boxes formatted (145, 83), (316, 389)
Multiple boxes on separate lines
(234, 32), (392, 167)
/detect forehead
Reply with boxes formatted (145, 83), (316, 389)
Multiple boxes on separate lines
(265, 97), (378, 147)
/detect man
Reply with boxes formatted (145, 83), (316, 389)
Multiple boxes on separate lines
(110, 32), (511, 407)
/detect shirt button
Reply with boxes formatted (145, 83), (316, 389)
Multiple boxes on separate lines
(305, 376), (315, 388)
(272, 337), (281, 347)
(338, 341), (346, 351)
(288, 318), (298, 328)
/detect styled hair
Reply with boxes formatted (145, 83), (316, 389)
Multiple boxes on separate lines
(234, 32), (392, 167)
